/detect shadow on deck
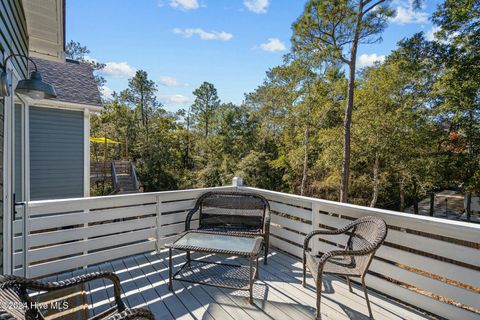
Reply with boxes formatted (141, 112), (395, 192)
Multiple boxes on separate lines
(41, 249), (434, 320)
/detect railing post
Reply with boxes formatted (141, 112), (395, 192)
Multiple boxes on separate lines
(311, 201), (321, 256)
(232, 176), (243, 187)
(155, 195), (162, 252)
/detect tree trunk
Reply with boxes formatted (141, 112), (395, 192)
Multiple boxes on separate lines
(429, 192), (434, 216)
(399, 176), (405, 212)
(140, 90), (145, 127)
(466, 191), (472, 222)
(412, 176), (419, 215)
(185, 110), (191, 169)
(370, 153), (380, 208)
(340, 5), (363, 203)
(340, 63), (355, 203)
(145, 113), (149, 142)
(301, 124), (309, 196)
(205, 112), (209, 137)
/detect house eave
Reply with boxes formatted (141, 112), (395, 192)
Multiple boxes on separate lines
(25, 98), (103, 112)
(22, 0), (65, 62)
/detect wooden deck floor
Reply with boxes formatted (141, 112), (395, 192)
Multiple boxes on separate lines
(42, 249), (435, 320)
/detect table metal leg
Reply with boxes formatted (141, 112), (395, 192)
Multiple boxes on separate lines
(249, 257), (254, 303)
(168, 247), (173, 291)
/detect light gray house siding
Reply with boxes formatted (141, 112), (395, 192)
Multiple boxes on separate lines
(29, 107), (84, 200)
(1, 0), (28, 274)
(0, 0), (28, 79)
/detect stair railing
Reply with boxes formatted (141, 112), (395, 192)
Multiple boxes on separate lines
(111, 161), (120, 193)
(130, 161), (139, 191)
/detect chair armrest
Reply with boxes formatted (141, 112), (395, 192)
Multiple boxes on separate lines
(104, 308), (155, 320)
(316, 247), (379, 276)
(303, 225), (354, 251)
(15, 272), (126, 312)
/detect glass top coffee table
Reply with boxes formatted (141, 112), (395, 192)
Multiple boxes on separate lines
(166, 230), (263, 303)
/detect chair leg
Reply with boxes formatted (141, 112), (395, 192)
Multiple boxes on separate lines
(263, 237), (268, 265)
(302, 255), (306, 287)
(316, 284), (322, 320)
(362, 277), (373, 319)
(346, 276), (353, 293)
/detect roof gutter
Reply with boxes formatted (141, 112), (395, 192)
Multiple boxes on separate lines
(25, 98), (103, 112)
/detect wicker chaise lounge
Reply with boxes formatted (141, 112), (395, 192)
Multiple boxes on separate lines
(0, 272), (155, 320)
(303, 216), (387, 319)
(185, 191), (271, 264)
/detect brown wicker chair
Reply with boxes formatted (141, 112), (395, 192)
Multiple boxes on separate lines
(0, 272), (155, 320)
(185, 191), (271, 264)
(303, 216), (387, 319)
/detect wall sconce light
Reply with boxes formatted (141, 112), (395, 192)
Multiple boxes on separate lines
(0, 54), (57, 99)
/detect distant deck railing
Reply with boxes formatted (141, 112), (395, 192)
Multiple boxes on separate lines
(12, 181), (480, 320)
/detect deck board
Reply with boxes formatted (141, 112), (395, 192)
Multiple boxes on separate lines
(50, 249), (434, 320)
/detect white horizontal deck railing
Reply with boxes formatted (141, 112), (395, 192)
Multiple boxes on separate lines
(243, 186), (480, 320)
(13, 182), (480, 320)
(12, 186), (234, 278)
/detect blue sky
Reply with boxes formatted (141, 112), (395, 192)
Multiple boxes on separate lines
(67, 0), (442, 111)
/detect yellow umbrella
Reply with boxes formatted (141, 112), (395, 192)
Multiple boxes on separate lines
(90, 137), (121, 144)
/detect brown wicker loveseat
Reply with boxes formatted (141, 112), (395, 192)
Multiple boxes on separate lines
(0, 272), (155, 320)
(185, 191), (271, 263)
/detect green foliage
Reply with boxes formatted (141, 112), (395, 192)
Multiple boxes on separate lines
(120, 70), (159, 132)
(292, 0), (394, 62)
(292, 0), (397, 202)
(90, 1), (479, 217)
(191, 82), (221, 137)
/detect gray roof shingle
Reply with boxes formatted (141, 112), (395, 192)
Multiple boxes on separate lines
(29, 57), (102, 107)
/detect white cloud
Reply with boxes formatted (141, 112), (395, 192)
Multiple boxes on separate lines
(358, 53), (386, 68)
(161, 94), (191, 104)
(244, 0), (269, 14)
(173, 28), (233, 41)
(101, 62), (136, 78)
(159, 76), (185, 87)
(169, 0), (199, 10)
(391, 1), (428, 24)
(259, 38), (286, 52)
(426, 26), (441, 41)
(100, 86), (114, 100)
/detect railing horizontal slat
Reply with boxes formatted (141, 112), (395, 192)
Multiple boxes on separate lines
(376, 243), (480, 288)
(28, 228), (156, 262)
(161, 199), (196, 213)
(29, 217), (156, 247)
(160, 211), (196, 225)
(270, 225), (305, 246)
(269, 201), (312, 221)
(27, 194), (158, 216)
(28, 241), (156, 278)
(159, 221), (198, 237)
(271, 214), (311, 234)
(29, 204), (157, 231)
(365, 273), (479, 320)
(270, 236), (303, 258)
(371, 258), (479, 310)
